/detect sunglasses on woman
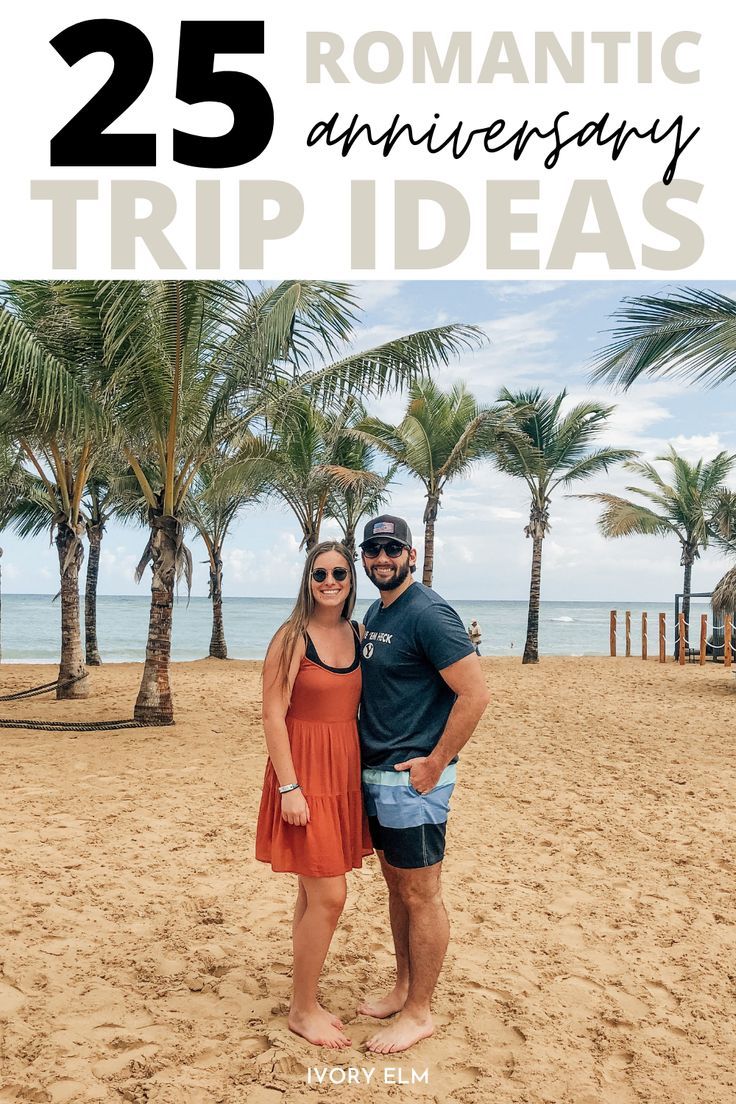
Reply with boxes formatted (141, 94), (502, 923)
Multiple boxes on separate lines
(311, 566), (349, 582)
(361, 540), (406, 559)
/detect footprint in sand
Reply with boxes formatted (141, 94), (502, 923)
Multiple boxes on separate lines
(45, 1080), (89, 1104)
(604, 986), (649, 1021)
(602, 1048), (635, 1084)
(555, 973), (604, 992)
(0, 1089), (52, 1104)
(547, 889), (596, 916)
(91, 1045), (160, 1078)
(644, 979), (679, 1011)
(465, 981), (515, 1002)
(240, 1036), (271, 1059)
(471, 1015), (528, 1077)
(551, 974), (604, 1009)
(557, 921), (586, 948)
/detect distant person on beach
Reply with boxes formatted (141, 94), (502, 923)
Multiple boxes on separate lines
(467, 618), (482, 655)
(255, 541), (371, 1049)
(357, 514), (490, 1053)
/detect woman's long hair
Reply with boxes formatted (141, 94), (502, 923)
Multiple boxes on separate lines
(267, 540), (357, 695)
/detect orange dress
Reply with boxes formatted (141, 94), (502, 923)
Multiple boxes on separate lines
(255, 628), (373, 877)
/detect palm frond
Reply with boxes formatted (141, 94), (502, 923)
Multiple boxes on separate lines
(590, 288), (736, 388)
(578, 494), (677, 540)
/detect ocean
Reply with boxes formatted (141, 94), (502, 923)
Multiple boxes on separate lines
(0, 593), (704, 663)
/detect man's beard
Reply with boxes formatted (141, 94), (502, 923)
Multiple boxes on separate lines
(367, 559), (411, 591)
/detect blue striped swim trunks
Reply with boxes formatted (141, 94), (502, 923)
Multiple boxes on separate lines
(362, 763), (456, 868)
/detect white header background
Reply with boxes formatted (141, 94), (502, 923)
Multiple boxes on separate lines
(0, 1), (728, 278)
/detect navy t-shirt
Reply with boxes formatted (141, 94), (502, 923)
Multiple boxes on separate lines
(359, 582), (475, 768)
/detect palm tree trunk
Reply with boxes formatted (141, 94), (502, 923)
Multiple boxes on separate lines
(208, 547), (227, 659)
(55, 520), (89, 700)
(343, 529), (357, 560)
(680, 558), (694, 657)
(134, 515), (180, 724)
(84, 522), (103, 665)
(523, 535), (544, 664)
(422, 495), (440, 588)
(304, 519), (320, 552)
(422, 518), (436, 587)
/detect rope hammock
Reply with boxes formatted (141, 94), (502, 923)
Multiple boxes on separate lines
(0, 673), (88, 702)
(0, 674), (173, 731)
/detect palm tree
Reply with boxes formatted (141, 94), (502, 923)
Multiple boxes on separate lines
(325, 410), (395, 559)
(590, 288), (736, 388)
(262, 393), (338, 551)
(81, 472), (119, 666)
(0, 440), (27, 665)
(582, 447), (736, 656)
(0, 439), (26, 524)
(0, 279), (480, 720)
(354, 379), (498, 586)
(711, 492), (736, 632)
(494, 388), (635, 664)
(86, 280), (482, 722)
(0, 282), (107, 698)
(186, 443), (271, 659)
(265, 393), (393, 554)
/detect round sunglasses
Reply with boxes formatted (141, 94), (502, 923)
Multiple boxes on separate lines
(362, 540), (406, 559)
(311, 566), (349, 582)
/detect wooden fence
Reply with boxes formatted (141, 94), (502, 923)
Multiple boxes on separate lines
(609, 610), (733, 667)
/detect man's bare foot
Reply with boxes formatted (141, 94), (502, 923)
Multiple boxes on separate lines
(365, 1011), (433, 1054)
(288, 1007), (351, 1049)
(357, 986), (408, 1019)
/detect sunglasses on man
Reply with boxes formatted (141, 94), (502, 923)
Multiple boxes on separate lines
(361, 540), (406, 559)
(311, 567), (349, 582)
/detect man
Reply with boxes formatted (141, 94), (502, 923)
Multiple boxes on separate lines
(468, 618), (482, 655)
(357, 514), (490, 1054)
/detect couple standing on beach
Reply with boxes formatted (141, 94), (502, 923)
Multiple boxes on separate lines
(255, 515), (490, 1052)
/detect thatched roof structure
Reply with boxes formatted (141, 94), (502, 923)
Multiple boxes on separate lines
(712, 565), (736, 617)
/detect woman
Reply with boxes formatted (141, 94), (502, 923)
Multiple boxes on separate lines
(255, 540), (372, 1049)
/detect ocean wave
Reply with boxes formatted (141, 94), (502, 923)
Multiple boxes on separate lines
(548, 616), (574, 622)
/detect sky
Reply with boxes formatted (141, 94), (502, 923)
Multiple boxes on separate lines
(2, 279), (736, 604)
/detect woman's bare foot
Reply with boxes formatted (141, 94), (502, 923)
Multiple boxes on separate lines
(356, 985), (408, 1019)
(318, 1002), (345, 1029)
(365, 1011), (433, 1054)
(289, 1007), (351, 1049)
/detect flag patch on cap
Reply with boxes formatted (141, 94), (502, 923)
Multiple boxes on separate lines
(373, 521), (394, 534)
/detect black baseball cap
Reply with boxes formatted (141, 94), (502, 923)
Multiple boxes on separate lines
(360, 514), (413, 549)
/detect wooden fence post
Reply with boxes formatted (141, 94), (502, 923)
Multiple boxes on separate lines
(725, 615), (732, 669)
(659, 613), (666, 663)
(699, 614), (707, 666)
(625, 610), (631, 657)
(679, 612), (686, 665)
(642, 612), (647, 660)
(610, 610), (617, 657)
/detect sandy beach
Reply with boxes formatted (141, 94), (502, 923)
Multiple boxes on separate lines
(0, 656), (734, 1104)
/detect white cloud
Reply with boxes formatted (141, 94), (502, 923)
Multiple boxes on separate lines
(223, 532), (304, 590)
(492, 281), (566, 299)
(667, 434), (730, 462)
(353, 281), (402, 311)
(488, 507), (526, 521)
